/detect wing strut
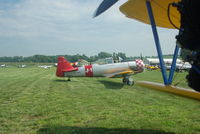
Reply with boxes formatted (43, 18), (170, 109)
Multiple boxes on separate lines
(138, 1), (200, 101)
(93, 0), (200, 101)
(146, 1), (179, 85)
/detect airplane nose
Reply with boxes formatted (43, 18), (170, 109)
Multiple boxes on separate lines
(135, 59), (144, 72)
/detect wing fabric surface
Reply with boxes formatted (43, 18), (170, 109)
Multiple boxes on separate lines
(120, 0), (181, 29)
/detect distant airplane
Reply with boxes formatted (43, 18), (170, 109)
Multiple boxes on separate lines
(0, 64), (6, 68)
(38, 65), (52, 69)
(56, 57), (144, 85)
(166, 63), (192, 72)
(18, 64), (27, 68)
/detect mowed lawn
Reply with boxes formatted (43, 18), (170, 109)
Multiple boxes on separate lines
(0, 67), (200, 134)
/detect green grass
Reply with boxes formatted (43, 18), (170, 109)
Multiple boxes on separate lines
(134, 70), (191, 88)
(0, 67), (200, 134)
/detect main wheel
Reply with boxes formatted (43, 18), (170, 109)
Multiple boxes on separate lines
(127, 80), (134, 86)
(122, 77), (134, 86)
(122, 78), (128, 84)
(127, 78), (134, 86)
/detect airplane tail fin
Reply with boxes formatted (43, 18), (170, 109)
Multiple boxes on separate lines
(56, 57), (78, 77)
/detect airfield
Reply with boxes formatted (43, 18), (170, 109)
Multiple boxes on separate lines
(0, 66), (200, 134)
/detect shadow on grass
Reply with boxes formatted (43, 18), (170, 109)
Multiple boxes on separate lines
(53, 79), (70, 82)
(99, 80), (124, 89)
(37, 126), (175, 134)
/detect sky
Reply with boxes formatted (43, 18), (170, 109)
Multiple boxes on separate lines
(0, 0), (179, 57)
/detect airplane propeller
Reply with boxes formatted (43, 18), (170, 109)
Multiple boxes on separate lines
(93, 0), (119, 17)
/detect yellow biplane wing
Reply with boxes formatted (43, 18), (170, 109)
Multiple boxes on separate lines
(120, 0), (181, 29)
(93, 0), (200, 100)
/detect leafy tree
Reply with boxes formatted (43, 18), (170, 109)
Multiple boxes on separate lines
(0, 51), (157, 63)
(98, 52), (112, 59)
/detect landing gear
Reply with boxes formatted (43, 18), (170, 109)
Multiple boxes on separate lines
(67, 77), (71, 81)
(122, 76), (134, 86)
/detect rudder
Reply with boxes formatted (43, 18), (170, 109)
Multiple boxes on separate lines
(56, 57), (77, 77)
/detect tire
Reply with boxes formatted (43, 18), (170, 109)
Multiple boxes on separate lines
(128, 80), (134, 86)
(122, 78), (126, 84)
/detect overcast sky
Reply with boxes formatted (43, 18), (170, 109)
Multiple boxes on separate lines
(0, 0), (179, 57)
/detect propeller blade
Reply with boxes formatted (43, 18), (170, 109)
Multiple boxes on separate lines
(93, 0), (119, 17)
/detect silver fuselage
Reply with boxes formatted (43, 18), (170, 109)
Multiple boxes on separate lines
(64, 61), (140, 77)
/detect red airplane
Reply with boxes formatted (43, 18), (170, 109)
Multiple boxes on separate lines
(56, 56), (144, 85)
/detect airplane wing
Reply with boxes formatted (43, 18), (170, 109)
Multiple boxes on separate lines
(104, 70), (134, 78)
(119, 0), (180, 29)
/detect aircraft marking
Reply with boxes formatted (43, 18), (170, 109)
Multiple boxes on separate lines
(85, 65), (93, 77)
(136, 59), (144, 72)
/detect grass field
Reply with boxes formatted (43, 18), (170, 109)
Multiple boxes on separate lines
(0, 67), (200, 134)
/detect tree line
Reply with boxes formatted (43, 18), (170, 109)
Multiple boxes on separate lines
(0, 52), (177, 63)
(0, 52), (133, 63)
